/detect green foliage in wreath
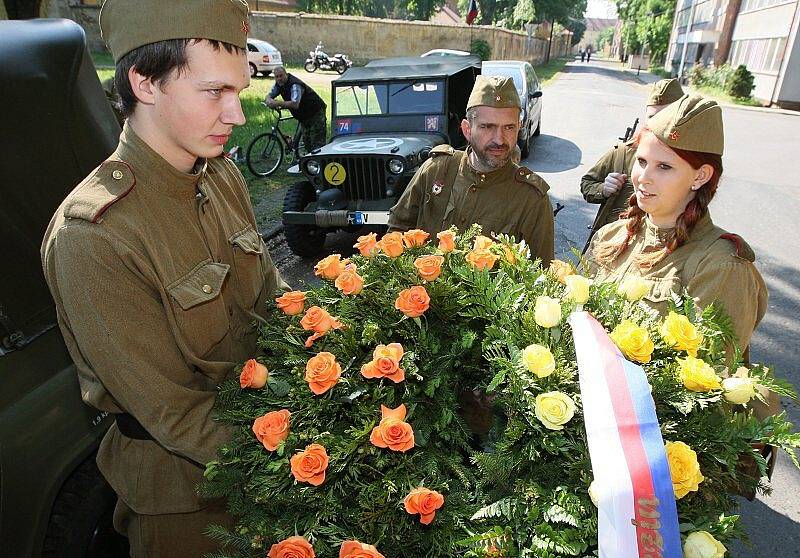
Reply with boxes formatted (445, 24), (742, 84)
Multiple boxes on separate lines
(202, 226), (799, 558)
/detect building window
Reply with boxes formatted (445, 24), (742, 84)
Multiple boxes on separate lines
(729, 37), (787, 73)
(741, 0), (796, 13)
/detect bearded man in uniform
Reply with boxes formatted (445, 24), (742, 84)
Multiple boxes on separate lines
(40, 1), (286, 555)
(388, 75), (555, 266)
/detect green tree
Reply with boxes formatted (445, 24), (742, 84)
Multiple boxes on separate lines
(597, 26), (615, 50)
(615, 0), (675, 64)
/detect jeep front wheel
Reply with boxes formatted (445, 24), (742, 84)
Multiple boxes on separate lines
(42, 458), (129, 558)
(283, 181), (327, 257)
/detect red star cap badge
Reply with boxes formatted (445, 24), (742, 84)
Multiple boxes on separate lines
(242, 20), (250, 34)
(669, 129), (680, 141)
(495, 95), (501, 102)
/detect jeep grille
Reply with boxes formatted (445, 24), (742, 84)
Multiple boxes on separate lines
(319, 156), (387, 200)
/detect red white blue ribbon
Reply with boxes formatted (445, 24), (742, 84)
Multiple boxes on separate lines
(569, 311), (681, 558)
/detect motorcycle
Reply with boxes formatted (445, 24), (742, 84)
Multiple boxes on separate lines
(304, 41), (352, 74)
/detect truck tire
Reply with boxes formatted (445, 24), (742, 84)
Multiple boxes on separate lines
(41, 458), (129, 558)
(283, 180), (327, 257)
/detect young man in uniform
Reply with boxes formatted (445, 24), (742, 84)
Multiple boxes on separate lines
(266, 66), (328, 151)
(388, 75), (555, 266)
(580, 78), (684, 249)
(40, 1), (285, 555)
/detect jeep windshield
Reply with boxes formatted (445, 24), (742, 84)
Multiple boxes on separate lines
(334, 80), (445, 116)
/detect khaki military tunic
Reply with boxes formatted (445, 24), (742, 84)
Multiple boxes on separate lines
(581, 142), (637, 236)
(388, 146), (555, 265)
(41, 122), (285, 515)
(587, 213), (767, 352)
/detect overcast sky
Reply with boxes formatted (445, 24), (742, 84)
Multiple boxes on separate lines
(585, 0), (618, 18)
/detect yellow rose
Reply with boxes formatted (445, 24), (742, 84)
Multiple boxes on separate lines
(678, 357), (722, 392)
(564, 275), (591, 305)
(609, 320), (654, 363)
(684, 531), (727, 558)
(534, 296), (562, 328)
(665, 441), (704, 499)
(521, 344), (556, 378)
(660, 312), (703, 357)
(534, 391), (575, 430)
(588, 481), (599, 507)
(617, 276), (649, 301)
(722, 376), (757, 405)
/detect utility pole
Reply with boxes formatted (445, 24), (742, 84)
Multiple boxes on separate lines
(678, 0), (699, 81)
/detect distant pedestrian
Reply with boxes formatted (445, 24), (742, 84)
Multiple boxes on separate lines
(580, 49), (586, 63)
(586, 48), (592, 62)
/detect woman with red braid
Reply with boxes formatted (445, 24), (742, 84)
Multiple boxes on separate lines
(587, 95), (768, 359)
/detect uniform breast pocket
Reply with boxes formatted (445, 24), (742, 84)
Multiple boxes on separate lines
(166, 260), (231, 357)
(643, 276), (683, 307)
(229, 226), (265, 310)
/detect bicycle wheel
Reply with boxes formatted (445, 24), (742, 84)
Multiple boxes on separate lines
(246, 132), (284, 177)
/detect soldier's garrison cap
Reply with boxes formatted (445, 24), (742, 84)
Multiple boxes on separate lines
(100, 0), (250, 63)
(646, 94), (724, 155)
(467, 75), (521, 110)
(647, 78), (684, 107)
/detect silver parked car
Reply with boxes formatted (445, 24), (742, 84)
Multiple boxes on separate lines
(481, 60), (543, 158)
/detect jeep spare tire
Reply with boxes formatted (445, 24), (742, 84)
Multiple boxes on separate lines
(283, 180), (327, 257)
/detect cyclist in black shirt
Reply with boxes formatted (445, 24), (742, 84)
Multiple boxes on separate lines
(265, 66), (327, 151)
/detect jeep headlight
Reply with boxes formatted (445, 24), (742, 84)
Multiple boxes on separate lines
(388, 158), (405, 175)
(306, 160), (321, 175)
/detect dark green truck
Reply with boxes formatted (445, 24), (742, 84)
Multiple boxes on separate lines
(0, 19), (127, 557)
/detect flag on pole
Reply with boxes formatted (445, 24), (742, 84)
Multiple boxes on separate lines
(466, 0), (478, 25)
(569, 311), (682, 558)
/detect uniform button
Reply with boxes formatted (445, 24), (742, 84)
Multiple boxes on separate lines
(112, 170), (123, 180)
(470, 186), (476, 192)
(202, 284), (213, 294)
(228, 306), (234, 317)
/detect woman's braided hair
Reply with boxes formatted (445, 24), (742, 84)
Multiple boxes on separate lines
(594, 129), (723, 270)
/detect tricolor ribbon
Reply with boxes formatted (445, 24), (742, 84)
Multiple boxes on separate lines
(569, 311), (681, 558)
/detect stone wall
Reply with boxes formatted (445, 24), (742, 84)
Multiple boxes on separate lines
(40, 1), (571, 66)
(249, 11), (566, 65)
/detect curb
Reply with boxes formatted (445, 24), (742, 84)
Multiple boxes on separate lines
(262, 223), (284, 241)
(626, 69), (800, 117)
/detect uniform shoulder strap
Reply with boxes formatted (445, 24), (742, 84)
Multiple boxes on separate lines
(514, 165), (548, 196)
(63, 160), (136, 224)
(681, 228), (755, 284)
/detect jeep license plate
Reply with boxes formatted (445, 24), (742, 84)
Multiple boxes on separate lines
(351, 211), (390, 226)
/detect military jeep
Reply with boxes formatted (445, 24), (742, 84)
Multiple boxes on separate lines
(282, 56), (481, 256)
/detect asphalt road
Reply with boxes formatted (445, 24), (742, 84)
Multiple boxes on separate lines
(269, 59), (800, 555)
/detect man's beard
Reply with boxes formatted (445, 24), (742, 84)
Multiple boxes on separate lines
(470, 141), (510, 171)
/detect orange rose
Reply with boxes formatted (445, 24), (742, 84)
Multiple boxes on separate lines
(436, 230), (456, 253)
(335, 265), (364, 296)
(548, 259), (576, 284)
(305, 352), (342, 395)
(473, 235), (494, 251)
(290, 443), (329, 486)
(466, 249), (499, 271)
(354, 233), (379, 258)
(339, 541), (385, 558)
(403, 229), (430, 248)
(395, 286), (430, 318)
(300, 306), (345, 347)
(252, 409), (290, 451)
(378, 232), (405, 258)
(275, 291), (307, 316)
(414, 255), (444, 281)
(268, 536), (316, 558)
(240, 358), (269, 388)
(361, 343), (405, 383)
(404, 487), (444, 525)
(370, 404), (415, 452)
(314, 254), (349, 280)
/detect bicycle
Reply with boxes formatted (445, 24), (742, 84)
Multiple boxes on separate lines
(246, 105), (305, 177)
